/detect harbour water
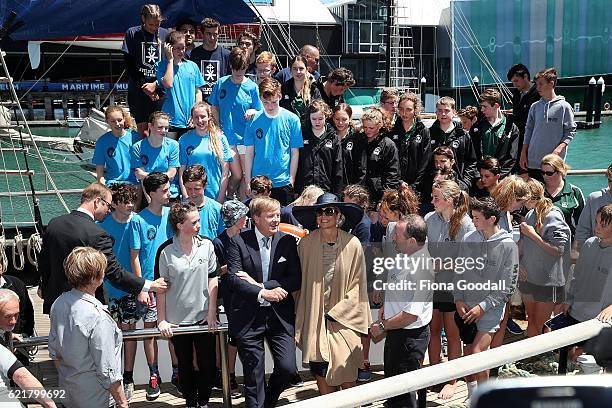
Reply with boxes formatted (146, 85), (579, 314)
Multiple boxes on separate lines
(0, 116), (610, 225)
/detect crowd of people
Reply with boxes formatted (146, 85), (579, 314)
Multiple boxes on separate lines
(1, 4), (612, 408)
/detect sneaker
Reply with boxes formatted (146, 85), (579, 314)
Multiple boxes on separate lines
(171, 371), (182, 396)
(146, 374), (161, 401)
(212, 368), (222, 390)
(506, 318), (524, 335)
(230, 374), (241, 398)
(357, 362), (371, 382)
(123, 382), (134, 403)
(289, 372), (304, 387)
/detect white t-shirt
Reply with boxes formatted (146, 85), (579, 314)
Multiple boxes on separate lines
(0, 344), (22, 407)
(383, 246), (434, 329)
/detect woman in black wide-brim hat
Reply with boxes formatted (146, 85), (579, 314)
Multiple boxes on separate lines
(292, 193), (372, 394)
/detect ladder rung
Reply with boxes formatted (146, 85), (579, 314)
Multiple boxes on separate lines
(0, 169), (35, 176)
(0, 125), (23, 130)
(0, 147), (29, 153)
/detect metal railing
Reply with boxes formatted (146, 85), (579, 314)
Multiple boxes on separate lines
(290, 319), (610, 408)
(14, 324), (234, 408)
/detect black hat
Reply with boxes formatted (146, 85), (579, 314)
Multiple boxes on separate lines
(291, 192), (363, 231)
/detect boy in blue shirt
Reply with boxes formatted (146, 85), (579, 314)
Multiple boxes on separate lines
(93, 106), (139, 186)
(209, 47), (262, 199)
(131, 111), (181, 199)
(183, 164), (225, 239)
(98, 183), (139, 401)
(156, 31), (204, 138)
(129, 172), (173, 400)
(244, 77), (303, 206)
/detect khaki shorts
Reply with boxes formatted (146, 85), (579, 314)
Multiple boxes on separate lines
(230, 144), (246, 155)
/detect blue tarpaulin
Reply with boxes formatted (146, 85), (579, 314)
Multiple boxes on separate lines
(1, 0), (258, 41)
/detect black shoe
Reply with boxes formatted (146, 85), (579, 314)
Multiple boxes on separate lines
(212, 368), (222, 390)
(289, 372), (303, 387)
(230, 373), (241, 398)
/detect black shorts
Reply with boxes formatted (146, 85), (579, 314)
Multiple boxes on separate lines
(520, 280), (565, 303)
(128, 87), (164, 124)
(433, 290), (456, 312)
(309, 361), (328, 378)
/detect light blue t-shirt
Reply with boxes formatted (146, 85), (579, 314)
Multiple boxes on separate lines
(244, 108), (303, 187)
(179, 130), (233, 200)
(131, 137), (180, 197)
(208, 75), (262, 146)
(156, 59), (205, 128)
(92, 129), (139, 185)
(99, 214), (133, 300)
(197, 198), (225, 240)
(129, 206), (173, 281)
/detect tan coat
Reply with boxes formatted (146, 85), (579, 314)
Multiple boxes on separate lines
(295, 229), (372, 386)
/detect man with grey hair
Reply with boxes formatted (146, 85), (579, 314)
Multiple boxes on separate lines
(274, 44), (321, 83)
(0, 269), (34, 366)
(370, 214), (433, 408)
(0, 289), (20, 348)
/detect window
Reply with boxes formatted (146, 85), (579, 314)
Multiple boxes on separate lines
(346, 0), (386, 54)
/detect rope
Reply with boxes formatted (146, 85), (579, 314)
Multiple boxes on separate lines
(0, 235), (8, 274)
(11, 232), (25, 271)
(26, 232), (42, 268)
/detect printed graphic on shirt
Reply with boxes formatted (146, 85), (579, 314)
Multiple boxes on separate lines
(346, 141), (353, 151)
(256, 128), (264, 139)
(141, 41), (161, 77)
(107, 147), (116, 158)
(414, 135), (422, 143)
(141, 155), (150, 165)
(201, 60), (220, 97)
(452, 140), (460, 148)
(147, 226), (157, 240)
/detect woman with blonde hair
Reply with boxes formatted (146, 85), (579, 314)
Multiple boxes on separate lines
(280, 56), (321, 119)
(93, 105), (140, 186)
(541, 154), (585, 240)
(490, 174), (530, 234)
(424, 179), (475, 399)
(361, 107), (400, 203)
(519, 178), (571, 338)
(281, 185), (325, 226)
(178, 102), (233, 202)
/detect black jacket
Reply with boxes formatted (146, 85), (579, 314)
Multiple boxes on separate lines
(280, 78), (322, 120)
(471, 116), (520, 178)
(225, 230), (301, 338)
(388, 118), (432, 195)
(509, 83), (540, 137)
(312, 76), (344, 109)
(361, 132), (401, 204)
(295, 123), (344, 195)
(341, 130), (368, 186)
(38, 210), (145, 314)
(429, 120), (478, 191)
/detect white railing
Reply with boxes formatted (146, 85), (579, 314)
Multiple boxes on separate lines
(290, 319), (610, 408)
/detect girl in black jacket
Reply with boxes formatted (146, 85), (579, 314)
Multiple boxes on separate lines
(332, 103), (367, 186)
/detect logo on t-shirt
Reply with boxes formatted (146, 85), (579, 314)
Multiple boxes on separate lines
(201, 60), (220, 85)
(452, 140), (460, 149)
(256, 128), (263, 139)
(219, 88), (227, 99)
(141, 154), (150, 165)
(141, 42), (161, 69)
(147, 226), (157, 240)
(107, 147), (116, 158)
(346, 141), (353, 151)
(186, 146), (195, 156)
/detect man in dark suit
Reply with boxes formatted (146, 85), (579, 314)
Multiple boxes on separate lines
(226, 197), (301, 408)
(38, 182), (167, 314)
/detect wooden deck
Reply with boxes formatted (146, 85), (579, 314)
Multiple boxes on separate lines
(24, 288), (525, 407)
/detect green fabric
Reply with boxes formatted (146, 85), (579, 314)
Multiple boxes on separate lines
(481, 115), (506, 156)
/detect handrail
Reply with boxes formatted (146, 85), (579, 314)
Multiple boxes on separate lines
(13, 324), (233, 408)
(290, 319), (610, 408)
(567, 169), (609, 175)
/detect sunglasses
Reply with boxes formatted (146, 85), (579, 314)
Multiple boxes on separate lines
(316, 207), (337, 216)
(541, 170), (557, 176)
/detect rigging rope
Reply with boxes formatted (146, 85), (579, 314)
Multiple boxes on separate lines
(11, 232), (25, 271)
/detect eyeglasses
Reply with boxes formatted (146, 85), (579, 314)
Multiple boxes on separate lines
(316, 207), (337, 216)
(541, 170), (557, 176)
(98, 197), (112, 208)
(180, 29), (196, 34)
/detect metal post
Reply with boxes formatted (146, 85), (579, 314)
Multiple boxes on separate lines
(585, 77), (596, 124)
(219, 330), (232, 408)
(420, 76), (426, 110)
(384, 0), (393, 88)
(594, 77), (604, 124)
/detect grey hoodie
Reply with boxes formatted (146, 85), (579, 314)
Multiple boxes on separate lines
(521, 207), (571, 286)
(568, 236), (612, 322)
(524, 95), (576, 169)
(575, 188), (612, 249)
(455, 229), (519, 312)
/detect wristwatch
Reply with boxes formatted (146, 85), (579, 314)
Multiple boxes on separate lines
(378, 320), (386, 332)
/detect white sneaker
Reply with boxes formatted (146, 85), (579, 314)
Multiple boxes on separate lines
(123, 382), (134, 402)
